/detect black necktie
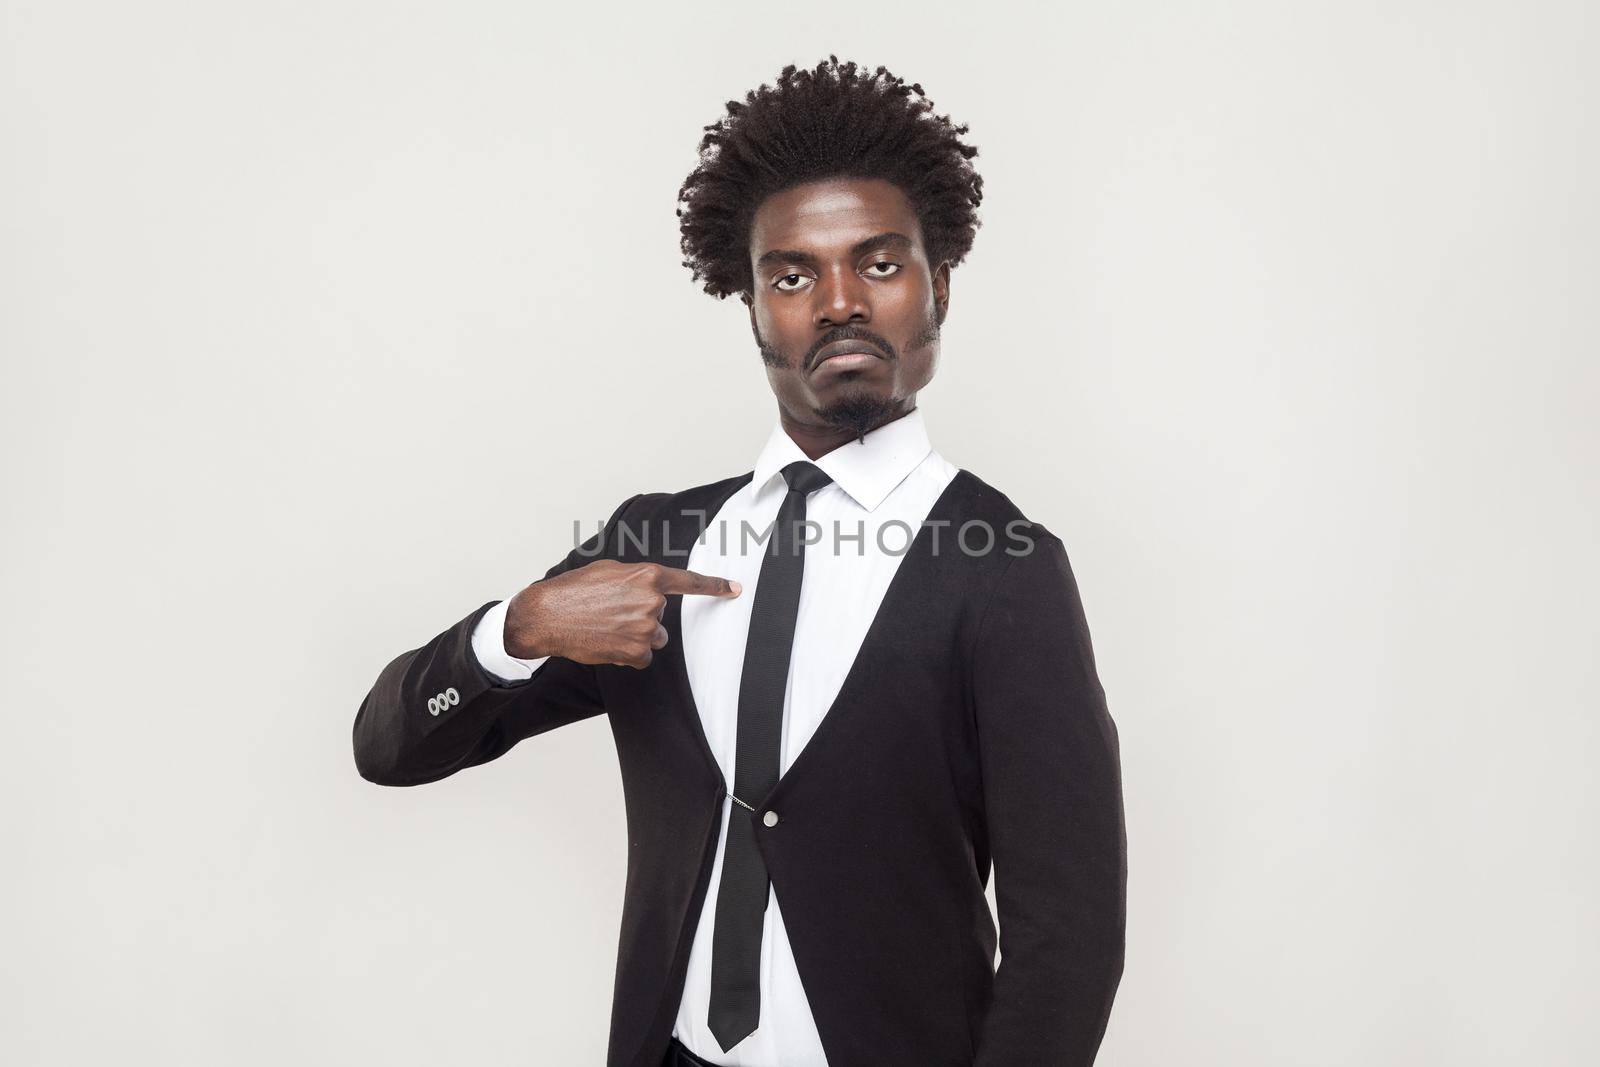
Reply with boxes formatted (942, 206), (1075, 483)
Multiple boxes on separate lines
(707, 459), (835, 1052)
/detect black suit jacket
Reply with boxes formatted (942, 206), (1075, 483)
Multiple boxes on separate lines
(352, 467), (1126, 1066)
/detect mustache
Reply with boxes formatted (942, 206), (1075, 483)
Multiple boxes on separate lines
(804, 326), (898, 370)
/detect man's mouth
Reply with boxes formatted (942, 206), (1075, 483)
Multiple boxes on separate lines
(811, 339), (888, 373)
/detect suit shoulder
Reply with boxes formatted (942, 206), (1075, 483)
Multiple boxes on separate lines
(948, 467), (1060, 547)
(619, 470), (755, 520)
(604, 472), (754, 562)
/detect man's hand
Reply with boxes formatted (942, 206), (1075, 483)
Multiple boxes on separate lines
(504, 560), (742, 669)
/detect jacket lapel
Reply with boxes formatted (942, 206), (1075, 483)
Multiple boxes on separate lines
(646, 474), (751, 795)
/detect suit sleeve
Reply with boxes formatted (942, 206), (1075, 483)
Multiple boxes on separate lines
(351, 493), (642, 787)
(969, 526), (1127, 1066)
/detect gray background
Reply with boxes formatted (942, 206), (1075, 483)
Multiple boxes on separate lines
(3, 1), (1595, 1064)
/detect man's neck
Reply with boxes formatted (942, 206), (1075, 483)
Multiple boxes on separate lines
(779, 402), (916, 462)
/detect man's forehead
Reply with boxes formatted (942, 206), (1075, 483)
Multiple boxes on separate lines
(750, 178), (922, 252)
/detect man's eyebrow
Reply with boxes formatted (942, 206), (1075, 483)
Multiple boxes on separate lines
(754, 247), (815, 273)
(753, 231), (914, 274)
(852, 231), (913, 256)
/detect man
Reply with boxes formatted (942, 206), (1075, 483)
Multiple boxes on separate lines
(353, 57), (1126, 1067)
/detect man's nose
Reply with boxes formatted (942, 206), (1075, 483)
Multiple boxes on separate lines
(813, 265), (871, 328)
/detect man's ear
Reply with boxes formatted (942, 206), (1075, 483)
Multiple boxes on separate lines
(744, 293), (758, 337)
(933, 261), (951, 325)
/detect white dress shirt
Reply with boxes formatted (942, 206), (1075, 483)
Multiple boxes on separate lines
(471, 407), (960, 1066)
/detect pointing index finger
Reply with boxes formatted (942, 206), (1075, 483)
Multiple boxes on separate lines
(656, 567), (742, 598)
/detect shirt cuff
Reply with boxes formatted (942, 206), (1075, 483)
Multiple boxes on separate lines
(469, 596), (552, 684)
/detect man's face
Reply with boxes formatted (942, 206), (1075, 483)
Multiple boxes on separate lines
(746, 177), (950, 438)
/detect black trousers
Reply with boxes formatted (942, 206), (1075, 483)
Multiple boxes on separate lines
(661, 1036), (724, 1067)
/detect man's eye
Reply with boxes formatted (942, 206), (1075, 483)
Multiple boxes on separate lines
(866, 261), (901, 276)
(774, 273), (809, 291)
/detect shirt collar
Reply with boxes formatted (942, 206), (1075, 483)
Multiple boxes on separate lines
(749, 407), (934, 513)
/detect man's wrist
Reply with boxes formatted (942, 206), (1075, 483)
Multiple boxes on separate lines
(470, 596), (550, 683)
(504, 584), (553, 659)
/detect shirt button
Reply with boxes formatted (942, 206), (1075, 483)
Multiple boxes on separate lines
(762, 810), (779, 827)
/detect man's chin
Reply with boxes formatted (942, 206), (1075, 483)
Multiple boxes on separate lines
(815, 390), (899, 439)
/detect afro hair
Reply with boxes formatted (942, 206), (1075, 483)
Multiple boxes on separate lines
(676, 56), (984, 301)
